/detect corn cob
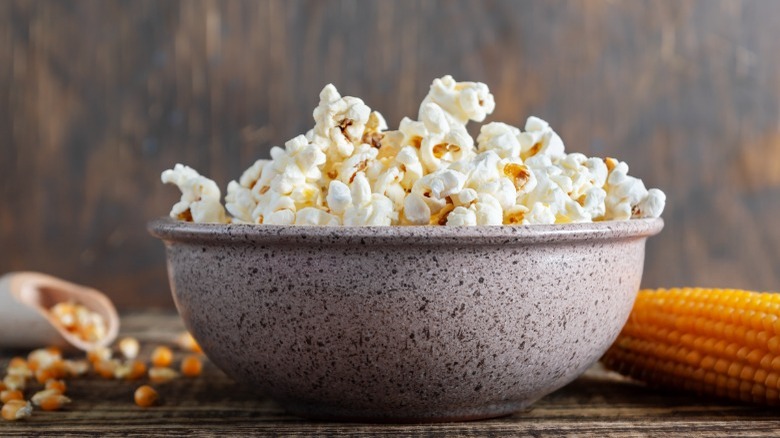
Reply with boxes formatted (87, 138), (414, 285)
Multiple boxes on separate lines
(601, 287), (780, 405)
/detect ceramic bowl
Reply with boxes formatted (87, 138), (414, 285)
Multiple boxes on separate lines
(149, 218), (663, 423)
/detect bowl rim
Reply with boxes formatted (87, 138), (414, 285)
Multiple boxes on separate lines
(148, 217), (663, 246)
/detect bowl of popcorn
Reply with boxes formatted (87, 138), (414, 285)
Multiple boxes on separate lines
(149, 76), (664, 422)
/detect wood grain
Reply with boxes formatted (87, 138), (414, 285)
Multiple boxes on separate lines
(2, 0), (780, 308)
(2, 312), (780, 437)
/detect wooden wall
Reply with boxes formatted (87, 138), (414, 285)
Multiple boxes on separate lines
(2, 0), (780, 308)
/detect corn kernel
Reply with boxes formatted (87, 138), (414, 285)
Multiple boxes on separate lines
(87, 347), (112, 364)
(151, 346), (173, 368)
(114, 360), (147, 381)
(50, 300), (107, 343)
(5, 362), (32, 379)
(134, 385), (158, 408)
(119, 337), (140, 360)
(35, 360), (67, 384)
(27, 348), (61, 372)
(32, 390), (71, 412)
(45, 379), (67, 394)
(93, 359), (120, 379)
(2, 375), (26, 391)
(63, 359), (90, 377)
(0, 390), (24, 403)
(180, 355), (202, 378)
(176, 332), (203, 354)
(148, 367), (180, 383)
(1, 400), (33, 421)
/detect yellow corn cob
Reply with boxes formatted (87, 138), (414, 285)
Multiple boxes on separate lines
(601, 287), (780, 405)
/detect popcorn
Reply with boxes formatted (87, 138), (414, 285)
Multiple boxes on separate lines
(312, 84), (371, 158)
(419, 123), (475, 173)
(295, 207), (340, 226)
(403, 193), (431, 225)
(161, 164), (226, 223)
(225, 181), (256, 223)
(519, 116), (565, 160)
(412, 169), (467, 214)
(477, 122), (523, 159)
(420, 75), (496, 126)
(163, 76), (665, 226)
(446, 206), (477, 226)
(473, 194), (504, 225)
(341, 173), (398, 226)
(603, 159), (651, 221)
(635, 188), (666, 219)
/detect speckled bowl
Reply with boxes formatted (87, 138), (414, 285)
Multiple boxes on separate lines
(149, 218), (663, 423)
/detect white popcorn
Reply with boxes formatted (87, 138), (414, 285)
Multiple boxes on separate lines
(419, 124), (475, 173)
(523, 203), (557, 225)
(395, 146), (424, 190)
(336, 143), (379, 184)
(420, 75), (496, 126)
(636, 188), (666, 219)
(604, 160), (649, 220)
(373, 166), (406, 210)
(446, 206), (477, 226)
(501, 160), (537, 195)
(519, 116), (565, 160)
(419, 102), (450, 135)
(290, 182), (323, 210)
(473, 194), (504, 225)
(161, 164), (227, 223)
(252, 190), (296, 224)
(451, 188), (478, 207)
(477, 122), (523, 159)
(166, 76), (665, 227)
(403, 192), (432, 225)
(295, 207), (340, 226)
(580, 187), (607, 219)
(238, 159), (269, 189)
(455, 151), (501, 189)
(412, 169), (467, 213)
(312, 84), (371, 157)
(326, 180), (352, 215)
(341, 173), (398, 226)
(503, 205), (530, 225)
(225, 181), (257, 223)
(264, 209), (296, 225)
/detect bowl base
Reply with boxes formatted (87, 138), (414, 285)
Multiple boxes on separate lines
(279, 399), (536, 424)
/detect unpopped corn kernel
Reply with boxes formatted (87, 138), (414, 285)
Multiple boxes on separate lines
(151, 346), (174, 368)
(1, 400), (32, 421)
(149, 367), (180, 383)
(180, 355), (203, 378)
(134, 385), (159, 408)
(0, 390), (24, 404)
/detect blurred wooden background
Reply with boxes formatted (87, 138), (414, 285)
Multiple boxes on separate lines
(2, 0), (780, 308)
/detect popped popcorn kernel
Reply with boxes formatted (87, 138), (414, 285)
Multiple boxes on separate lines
(162, 164), (227, 224)
(164, 76), (664, 226)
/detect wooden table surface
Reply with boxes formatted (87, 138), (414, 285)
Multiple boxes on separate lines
(1, 312), (779, 437)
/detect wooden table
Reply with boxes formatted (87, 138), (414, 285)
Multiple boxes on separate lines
(1, 312), (779, 437)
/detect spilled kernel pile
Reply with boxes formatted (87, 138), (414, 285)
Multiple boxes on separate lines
(0, 331), (205, 421)
(163, 75), (665, 226)
(50, 301), (108, 343)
